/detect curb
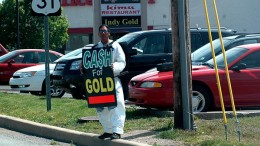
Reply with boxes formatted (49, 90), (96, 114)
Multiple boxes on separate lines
(194, 110), (260, 120)
(0, 115), (150, 146)
(144, 108), (260, 120)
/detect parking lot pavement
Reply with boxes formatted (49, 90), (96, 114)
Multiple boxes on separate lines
(0, 85), (72, 98)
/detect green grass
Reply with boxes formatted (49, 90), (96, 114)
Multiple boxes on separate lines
(0, 92), (259, 146)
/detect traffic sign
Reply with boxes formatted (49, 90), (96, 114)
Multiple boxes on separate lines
(31, 0), (61, 16)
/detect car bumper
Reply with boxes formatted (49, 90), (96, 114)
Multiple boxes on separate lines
(52, 73), (85, 94)
(9, 76), (45, 92)
(128, 86), (174, 108)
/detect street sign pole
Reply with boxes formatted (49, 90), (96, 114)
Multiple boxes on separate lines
(44, 16), (51, 111)
(31, 0), (61, 111)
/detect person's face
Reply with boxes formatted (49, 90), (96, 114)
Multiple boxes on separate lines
(99, 26), (110, 43)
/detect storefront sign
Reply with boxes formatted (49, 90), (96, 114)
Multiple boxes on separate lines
(61, 0), (92, 6)
(101, 3), (141, 16)
(102, 16), (141, 28)
(82, 46), (117, 108)
(101, 0), (140, 4)
(101, 0), (141, 29)
(148, 0), (155, 4)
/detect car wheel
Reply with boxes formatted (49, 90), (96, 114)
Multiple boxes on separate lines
(41, 79), (66, 98)
(50, 86), (65, 98)
(192, 85), (212, 112)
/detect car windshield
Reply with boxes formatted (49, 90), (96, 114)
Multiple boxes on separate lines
(191, 38), (231, 62)
(206, 47), (249, 68)
(0, 51), (17, 63)
(116, 32), (140, 44)
(55, 48), (83, 62)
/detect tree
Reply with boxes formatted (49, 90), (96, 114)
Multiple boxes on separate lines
(0, 0), (69, 51)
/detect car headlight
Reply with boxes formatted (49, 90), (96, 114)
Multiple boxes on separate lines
(70, 60), (81, 70)
(13, 71), (36, 78)
(140, 81), (162, 88)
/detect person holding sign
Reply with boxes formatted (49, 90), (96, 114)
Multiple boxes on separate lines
(93, 24), (126, 140)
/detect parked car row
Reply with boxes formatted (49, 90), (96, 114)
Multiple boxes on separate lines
(128, 43), (260, 112)
(52, 31), (260, 101)
(52, 27), (236, 99)
(0, 49), (63, 84)
(8, 45), (93, 97)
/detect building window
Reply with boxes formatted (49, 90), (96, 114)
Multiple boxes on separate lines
(66, 34), (93, 52)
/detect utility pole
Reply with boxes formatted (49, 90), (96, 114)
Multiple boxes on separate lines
(171, 0), (193, 130)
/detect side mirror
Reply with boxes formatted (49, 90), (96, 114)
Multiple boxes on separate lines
(231, 63), (246, 71)
(157, 62), (173, 72)
(129, 47), (138, 56)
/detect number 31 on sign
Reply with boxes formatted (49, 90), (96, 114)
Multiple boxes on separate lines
(31, 0), (61, 16)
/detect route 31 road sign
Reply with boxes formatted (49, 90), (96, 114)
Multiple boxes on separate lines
(31, 0), (61, 16)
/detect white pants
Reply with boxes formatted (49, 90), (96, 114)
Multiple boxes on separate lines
(96, 78), (126, 134)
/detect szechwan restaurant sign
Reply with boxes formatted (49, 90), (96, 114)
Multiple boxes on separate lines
(82, 45), (116, 108)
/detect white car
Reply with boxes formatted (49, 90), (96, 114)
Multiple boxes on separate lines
(9, 45), (92, 97)
(9, 64), (64, 97)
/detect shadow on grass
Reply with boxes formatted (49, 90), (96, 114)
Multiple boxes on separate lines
(126, 107), (173, 120)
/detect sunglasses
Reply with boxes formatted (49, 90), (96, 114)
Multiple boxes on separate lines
(99, 30), (109, 33)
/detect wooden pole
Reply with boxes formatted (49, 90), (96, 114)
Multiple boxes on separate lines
(172, 0), (193, 129)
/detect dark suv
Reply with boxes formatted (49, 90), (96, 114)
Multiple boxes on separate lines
(52, 28), (236, 99)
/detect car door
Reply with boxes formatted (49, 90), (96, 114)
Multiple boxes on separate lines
(37, 51), (61, 63)
(127, 33), (172, 77)
(190, 33), (203, 52)
(226, 51), (260, 106)
(0, 52), (38, 82)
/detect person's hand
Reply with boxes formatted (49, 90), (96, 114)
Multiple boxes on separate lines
(110, 63), (114, 69)
(80, 67), (84, 75)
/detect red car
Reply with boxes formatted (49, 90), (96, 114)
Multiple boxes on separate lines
(0, 49), (63, 84)
(128, 44), (260, 112)
(0, 44), (8, 56)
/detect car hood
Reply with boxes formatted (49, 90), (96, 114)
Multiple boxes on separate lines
(192, 65), (210, 71)
(16, 64), (56, 72)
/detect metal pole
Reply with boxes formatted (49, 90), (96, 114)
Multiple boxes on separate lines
(16, 0), (20, 49)
(44, 16), (51, 111)
(178, 0), (193, 130)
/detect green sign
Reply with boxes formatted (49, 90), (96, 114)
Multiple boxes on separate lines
(82, 46), (117, 108)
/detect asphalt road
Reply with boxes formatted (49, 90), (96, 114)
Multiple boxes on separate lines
(0, 85), (72, 98)
(0, 127), (71, 146)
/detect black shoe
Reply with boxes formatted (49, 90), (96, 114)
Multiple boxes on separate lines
(98, 133), (112, 139)
(110, 133), (121, 139)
